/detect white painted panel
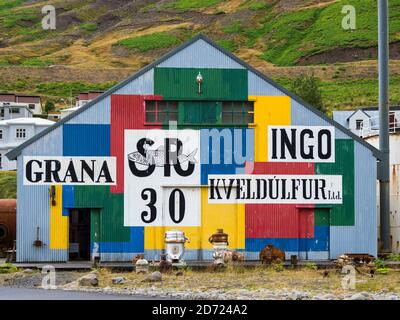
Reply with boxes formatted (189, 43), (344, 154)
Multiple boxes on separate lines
(124, 129), (200, 226)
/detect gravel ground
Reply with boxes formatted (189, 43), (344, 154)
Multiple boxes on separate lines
(63, 285), (400, 300)
(1, 268), (400, 300)
(0, 270), (84, 288)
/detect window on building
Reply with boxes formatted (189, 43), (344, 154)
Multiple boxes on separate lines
(222, 101), (254, 125)
(356, 119), (363, 130)
(10, 108), (20, 114)
(0, 130), (3, 140)
(145, 100), (178, 124)
(16, 128), (26, 139)
(0, 153), (2, 169)
(28, 104), (35, 110)
(145, 100), (254, 126)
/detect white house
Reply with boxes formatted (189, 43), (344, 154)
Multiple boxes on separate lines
(334, 106), (400, 252)
(0, 103), (33, 120)
(333, 106), (400, 138)
(0, 93), (42, 116)
(75, 91), (103, 108)
(47, 111), (62, 121)
(0, 118), (54, 171)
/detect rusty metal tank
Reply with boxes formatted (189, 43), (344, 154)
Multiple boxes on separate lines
(208, 229), (229, 245)
(0, 199), (16, 251)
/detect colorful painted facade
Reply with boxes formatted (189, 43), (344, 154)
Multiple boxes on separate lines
(7, 35), (380, 262)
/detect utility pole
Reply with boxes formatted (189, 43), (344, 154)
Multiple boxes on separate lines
(378, 0), (391, 253)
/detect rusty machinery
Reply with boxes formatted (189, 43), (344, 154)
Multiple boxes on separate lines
(0, 199), (16, 253)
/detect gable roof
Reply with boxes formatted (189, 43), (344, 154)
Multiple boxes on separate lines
(347, 109), (371, 121)
(0, 117), (54, 126)
(6, 34), (382, 160)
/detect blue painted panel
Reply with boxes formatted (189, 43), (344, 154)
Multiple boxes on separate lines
(329, 142), (377, 258)
(91, 227), (144, 253)
(67, 96), (111, 125)
(200, 128), (254, 184)
(115, 69), (154, 95)
(290, 99), (349, 139)
(248, 72), (285, 96)
(63, 124), (110, 156)
(246, 226), (329, 252)
(62, 186), (74, 216)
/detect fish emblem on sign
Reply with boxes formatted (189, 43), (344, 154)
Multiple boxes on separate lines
(127, 137), (197, 178)
(128, 145), (198, 167)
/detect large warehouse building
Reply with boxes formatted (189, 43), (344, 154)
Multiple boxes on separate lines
(7, 35), (381, 262)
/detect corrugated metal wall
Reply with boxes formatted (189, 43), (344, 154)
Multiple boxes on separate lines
(330, 141), (377, 257)
(15, 37), (378, 262)
(17, 125), (66, 262)
(159, 39), (245, 69)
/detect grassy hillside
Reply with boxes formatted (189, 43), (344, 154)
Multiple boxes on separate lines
(0, 0), (399, 111)
(0, 172), (17, 199)
(1, 0), (399, 67)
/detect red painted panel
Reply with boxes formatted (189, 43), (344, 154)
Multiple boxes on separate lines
(245, 162), (315, 238)
(110, 94), (162, 193)
(298, 208), (314, 238)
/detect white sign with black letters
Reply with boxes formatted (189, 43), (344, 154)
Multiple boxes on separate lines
(124, 129), (200, 227)
(268, 126), (335, 162)
(23, 156), (116, 185)
(208, 174), (342, 204)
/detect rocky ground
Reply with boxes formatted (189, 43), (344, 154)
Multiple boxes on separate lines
(1, 265), (399, 300)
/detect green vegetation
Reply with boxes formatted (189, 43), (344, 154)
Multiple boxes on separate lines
(304, 262), (318, 271)
(44, 100), (56, 114)
(0, 58), (10, 66)
(116, 32), (180, 52)
(216, 39), (237, 52)
(35, 81), (117, 98)
(0, 79), (117, 102)
(387, 253), (400, 261)
(22, 58), (54, 67)
(0, 0), (26, 12)
(163, 0), (223, 11)
(272, 262), (284, 272)
(0, 263), (18, 274)
(223, 21), (242, 34)
(1, 11), (39, 28)
(376, 267), (390, 275)
(290, 74), (325, 113)
(80, 23), (97, 32)
(0, 171), (16, 199)
(240, 0), (274, 11)
(219, 0), (400, 65)
(276, 75), (400, 113)
(374, 258), (387, 269)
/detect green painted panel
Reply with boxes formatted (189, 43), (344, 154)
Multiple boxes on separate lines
(91, 209), (100, 243)
(74, 186), (130, 242)
(180, 101), (220, 125)
(154, 68), (248, 100)
(315, 139), (355, 226)
(314, 208), (330, 226)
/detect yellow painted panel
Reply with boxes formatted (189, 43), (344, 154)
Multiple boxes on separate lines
(144, 188), (245, 250)
(249, 96), (291, 162)
(199, 188), (245, 250)
(49, 185), (69, 249)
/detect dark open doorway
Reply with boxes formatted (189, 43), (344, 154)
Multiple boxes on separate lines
(69, 209), (91, 261)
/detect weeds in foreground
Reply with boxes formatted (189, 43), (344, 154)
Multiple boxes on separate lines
(0, 263), (18, 274)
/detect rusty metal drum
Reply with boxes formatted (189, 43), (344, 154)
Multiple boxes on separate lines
(0, 199), (16, 251)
